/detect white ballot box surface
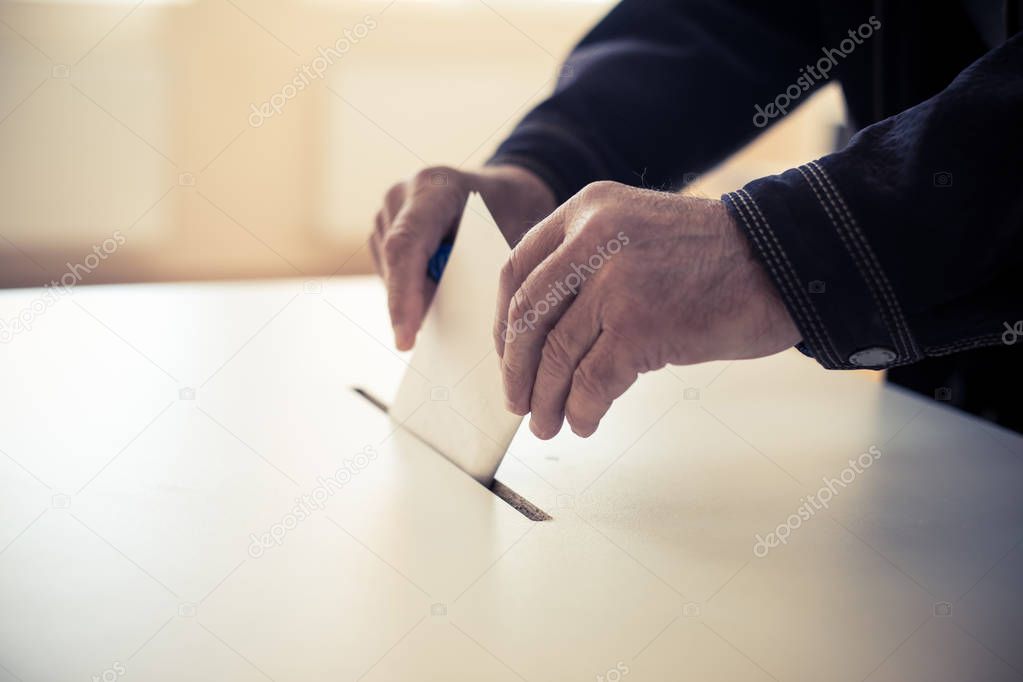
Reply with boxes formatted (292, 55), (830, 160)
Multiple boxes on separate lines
(0, 277), (1021, 682)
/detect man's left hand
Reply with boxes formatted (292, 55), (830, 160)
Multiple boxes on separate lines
(494, 181), (801, 439)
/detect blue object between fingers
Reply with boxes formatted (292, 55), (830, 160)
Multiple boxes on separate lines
(427, 240), (454, 283)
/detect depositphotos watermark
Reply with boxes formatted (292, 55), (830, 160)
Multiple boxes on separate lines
(0, 231), (126, 344)
(500, 231), (630, 344)
(248, 15), (378, 128)
(90, 661), (125, 682)
(752, 445), (882, 558)
(595, 661), (630, 682)
(247, 445), (378, 558)
(753, 16), (881, 128)
(1002, 320), (1022, 345)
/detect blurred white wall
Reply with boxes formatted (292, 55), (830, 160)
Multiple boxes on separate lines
(0, 0), (843, 287)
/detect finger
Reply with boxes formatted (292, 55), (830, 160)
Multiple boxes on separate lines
(371, 184), (400, 277)
(527, 290), (601, 439)
(500, 227), (599, 414)
(384, 175), (466, 350)
(493, 208), (568, 359)
(565, 332), (638, 437)
(369, 213), (384, 274)
(377, 213), (437, 320)
(382, 183), (405, 226)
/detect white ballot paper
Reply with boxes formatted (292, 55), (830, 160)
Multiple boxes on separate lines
(389, 193), (523, 485)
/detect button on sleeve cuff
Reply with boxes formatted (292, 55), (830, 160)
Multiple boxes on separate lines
(722, 160), (923, 370)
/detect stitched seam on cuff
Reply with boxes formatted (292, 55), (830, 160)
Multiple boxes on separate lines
(736, 188), (845, 368)
(806, 160), (918, 358)
(797, 164), (909, 361)
(728, 190), (830, 364)
(925, 334), (1004, 355)
(809, 160), (922, 360)
(727, 190), (841, 368)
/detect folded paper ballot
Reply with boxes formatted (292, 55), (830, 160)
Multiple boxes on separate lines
(389, 193), (523, 485)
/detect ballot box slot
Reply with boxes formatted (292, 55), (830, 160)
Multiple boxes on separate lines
(352, 386), (551, 522)
(353, 386), (389, 413)
(488, 479), (551, 522)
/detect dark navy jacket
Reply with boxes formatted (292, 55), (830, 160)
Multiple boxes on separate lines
(490, 0), (1023, 431)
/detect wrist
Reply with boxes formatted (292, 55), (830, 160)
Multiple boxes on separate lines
(470, 165), (557, 246)
(480, 164), (556, 206)
(716, 200), (803, 354)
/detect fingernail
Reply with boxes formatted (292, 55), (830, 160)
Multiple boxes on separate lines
(570, 422), (596, 438)
(394, 327), (412, 351)
(529, 419), (560, 440)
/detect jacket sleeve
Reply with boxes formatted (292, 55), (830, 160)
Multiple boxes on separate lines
(723, 31), (1023, 370)
(489, 0), (830, 203)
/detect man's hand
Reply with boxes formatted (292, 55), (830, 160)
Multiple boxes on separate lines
(494, 181), (801, 439)
(371, 165), (555, 350)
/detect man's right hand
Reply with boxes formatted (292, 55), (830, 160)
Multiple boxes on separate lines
(371, 164), (556, 350)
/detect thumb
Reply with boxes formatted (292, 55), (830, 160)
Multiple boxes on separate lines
(384, 174), (467, 349)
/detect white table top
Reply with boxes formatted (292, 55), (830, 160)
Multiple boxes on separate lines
(1, 277), (1021, 682)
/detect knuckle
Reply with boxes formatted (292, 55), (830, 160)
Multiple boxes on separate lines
(384, 182), (405, 207)
(499, 258), (518, 293)
(576, 180), (617, 202)
(414, 165), (456, 189)
(565, 195), (615, 239)
(572, 362), (607, 400)
(503, 355), (527, 383)
(502, 247), (531, 291)
(540, 329), (574, 374)
(507, 287), (536, 329)
(502, 354), (532, 396)
(382, 229), (418, 264)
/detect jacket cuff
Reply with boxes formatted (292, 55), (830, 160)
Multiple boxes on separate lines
(487, 115), (610, 205)
(722, 160), (923, 370)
